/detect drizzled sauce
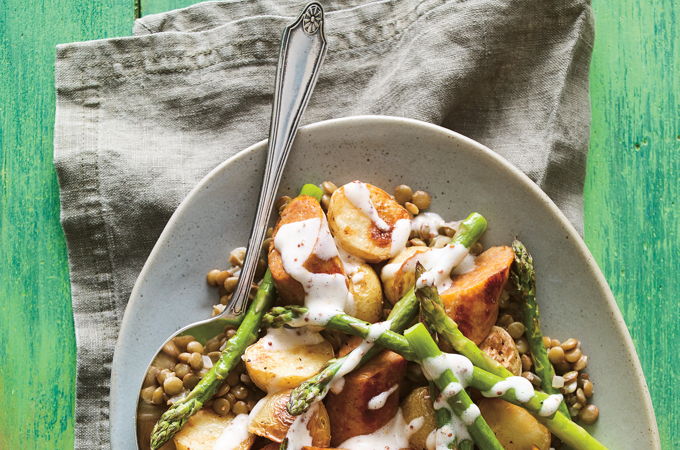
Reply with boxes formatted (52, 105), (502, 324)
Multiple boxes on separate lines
(481, 376), (535, 403)
(367, 384), (399, 410)
(338, 408), (422, 449)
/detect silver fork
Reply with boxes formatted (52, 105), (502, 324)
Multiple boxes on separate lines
(135, 2), (326, 445)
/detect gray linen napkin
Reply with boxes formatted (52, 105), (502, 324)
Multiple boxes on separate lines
(54, 0), (593, 447)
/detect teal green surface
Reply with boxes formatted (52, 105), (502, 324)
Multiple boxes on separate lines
(0, 0), (676, 448)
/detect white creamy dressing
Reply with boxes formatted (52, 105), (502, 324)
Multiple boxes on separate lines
(411, 212), (459, 239)
(425, 411), (470, 450)
(335, 243), (364, 316)
(452, 253), (477, 275)
(422, 353), (474, 385)
(461, 404), (481, 425)
(212, 414), (250, 450)
(344, 181), (390, 231)
(274, 217), (351, 324)
(328, 320), (394, 394)
(390, 219), (412, 256)
(342, 181), (412, 257)
(538, 394), (564, 417)
(367, 384), (399, 410)
(338, 408), (422, 450)
(284, 401), (319, 450)
(440, 381), (463, 398)
(481, 376), (536, 403)
(260, 327), (325, 351)
(415, 243), (470, 292)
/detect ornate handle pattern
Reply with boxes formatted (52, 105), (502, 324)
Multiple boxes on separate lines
(226, 3), (327, 316)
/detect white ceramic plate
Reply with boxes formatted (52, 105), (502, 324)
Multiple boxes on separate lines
(111, 116), (659, 449)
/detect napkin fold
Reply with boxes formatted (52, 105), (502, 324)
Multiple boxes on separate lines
(54, 0), (593, 447)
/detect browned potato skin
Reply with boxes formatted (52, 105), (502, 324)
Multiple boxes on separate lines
(382, 246), (430, 304)
(325, 349), (407, 446)
(440, 246), (514, 344)
(401, 386), (437, 450)
(480, 326), (522, 375)
(349, 263), (383, 323)
(244, 335), (335, 393)
(173, 409), (254, 450)
(268, 196), (347, 305)
(327, 183), (411, 263)
(248, 389), (331, 446)
(478, 399), (551, 450)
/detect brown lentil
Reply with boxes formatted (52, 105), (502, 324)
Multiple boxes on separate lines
(151, 387), (165, 405)
(225, 392), (236, 406)
(188, 352), (203, 371)
(174, 363), (191, 379)
(507, 322), (526, 339)
(232, 401), (249, 415)
(394, 185), (413, 204)
(579, 404), (599, 424)
(229, 247), (246, 266)
(563, 371), (578, 384)
(498, 314), (514, 327)
(173, 335), (195, 350)
(521, 354), (533, 371)
(320, 194), (331, 210)
(573, 354), (589, 371)
(216, 383), (231, 397)
(143, 366), (160, 387)
(227, 371), (240, 386)
(183, 373), (200, 389)
(322, 181), (338, 195)
(275, 195), (292, 211)
(515, 338), (529, 354)
(522, 371), (542, 387)
(266, 227), (274, 238)
(224, 276), (239, 293)
(550, 338), (561, 348)
(439, 225), (457, 237)
(161, 341), (180, 358)
(240, 374), (252, 385)
(542, 336), (552, 348)
(554, 361), (571, 374)
(177, 352), (191, 363)
(213, 398), (232, 416)
(411, 190), (432, 210)
(156, 369), (173, 385)
(208, 351), (222, 363)
(186, 341), (204, 354)
(548, 346), (565, 364)
(409, 238), (427, 247)
(576, 388), (587, 405)
(583, 379), (594, 398)
(568, 405), (581, 418)
(560, 338), (578, 351)
(232, 385), (249, 400)
(163, 376), (184, 396)
(219, 295), (231, 306)
(565, 348), (582, 363)
(404, 202), (419, 216)
(141, 386), (156, 404)
(206, 269), (222, 286)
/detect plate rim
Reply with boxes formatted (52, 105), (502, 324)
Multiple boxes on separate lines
(113, 114), (659, 448)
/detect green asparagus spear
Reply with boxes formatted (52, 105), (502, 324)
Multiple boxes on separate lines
(511, 239), (570, 418)
(286, 212), (488, 415)
(289, 309), (605, 449)
(416, 264), (513, 378)
(286, 288), (419, 415)
(150, 184), (322, 449)
(405, 323), (504, 450)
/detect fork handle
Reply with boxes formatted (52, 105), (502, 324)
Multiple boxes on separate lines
(227, 3), (327, 316)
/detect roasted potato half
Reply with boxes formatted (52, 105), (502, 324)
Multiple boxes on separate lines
(440, 246), (514, 344)
(480, 326), (522, 375)
(348, 263), (383, 323)
(244, 331), (334, 393)
(249, 389), (331, 446)
(327, 182), (411, 263)
(401, 386), (437, 450)
(268, 195), (347, 305)
(173, 409), (254, 450)
(381, 246), (430, 304)
(326, 349), (407, 445)
(478, 398), (551, 450)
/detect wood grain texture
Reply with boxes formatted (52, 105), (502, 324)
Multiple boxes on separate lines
(585, 0), (679, 447)
(0, 1), (133, 449)
(0, 0), (676, 448)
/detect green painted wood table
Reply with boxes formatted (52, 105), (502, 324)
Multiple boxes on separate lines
(0, 0), (677, 448)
